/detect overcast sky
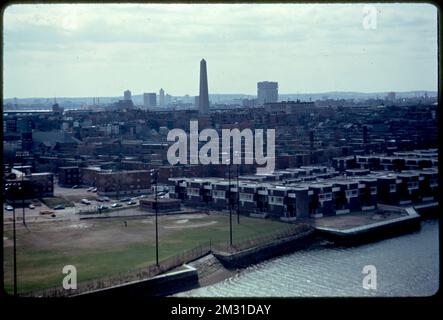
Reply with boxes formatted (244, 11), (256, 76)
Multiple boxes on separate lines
(3, 3), (438, 98)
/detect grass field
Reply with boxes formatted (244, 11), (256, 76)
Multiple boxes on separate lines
(3, 213), (295, 295)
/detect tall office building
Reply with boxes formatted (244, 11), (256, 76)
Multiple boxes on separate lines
(165, 94), (172, 105)
(143, 93), (157, 108)
(124, 89), (132, 101)
(199, 59), (209, 115)
(386, 91), (396, 102)
(257, 81), (278, 106)
(159, 88), (165, 107)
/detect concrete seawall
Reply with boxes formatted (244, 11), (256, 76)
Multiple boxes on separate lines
(74, 264), (199, 298)
(414, 201), (439, 218)
(315, 206), (422, 244)
(213, 229), (316, 269)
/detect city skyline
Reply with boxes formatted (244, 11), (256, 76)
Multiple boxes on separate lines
(3, 3), (438, 99)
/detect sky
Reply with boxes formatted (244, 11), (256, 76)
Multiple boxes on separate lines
(3, 3), (438, 99)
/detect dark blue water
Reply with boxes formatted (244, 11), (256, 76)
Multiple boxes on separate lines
(178, 219), (439, 297)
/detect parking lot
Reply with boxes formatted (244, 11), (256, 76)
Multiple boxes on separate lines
(3, 184), (148, 224)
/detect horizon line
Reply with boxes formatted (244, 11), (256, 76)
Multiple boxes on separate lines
(4, 89), (438, 101)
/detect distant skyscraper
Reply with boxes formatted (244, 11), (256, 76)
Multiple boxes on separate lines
(165, 94), (172, 105)
(199, 59), (209, 115)
(386, 91), (396, 102)
(143, 93), (157, 108)
(159, 88), (165, 107)
(124, 89), (132, 101)
(257, 81), (278, 106)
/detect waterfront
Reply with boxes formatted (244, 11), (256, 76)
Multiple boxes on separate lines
(177, 219), (439, 297)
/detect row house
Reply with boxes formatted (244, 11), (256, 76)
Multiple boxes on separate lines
(167, 167), (438, 220)
(374, 172), (422, 205)
(358, 177), (378, 210)
(364, 156), (435, 171)
(332, 156), (357, 172)
(375, 174), (399, 205)
(266, 185), (310, 221)
(308, 183), (334, 217)
(183, 178), (213, 208)
(330, 179), (360, 215)
(396, 172), (421, 205)
(237, 182), (261, 215)
(346, 168), (370, 176)
(418, 169), (439, 202)
(211, 180), (236, 211)
(168, 178), (188, 201)
(356, 155), (381, 171)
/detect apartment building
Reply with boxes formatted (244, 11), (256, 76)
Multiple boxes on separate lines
(167, 166), (438, 221)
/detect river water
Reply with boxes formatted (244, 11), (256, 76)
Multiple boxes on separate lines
(177, 219), (439, 297)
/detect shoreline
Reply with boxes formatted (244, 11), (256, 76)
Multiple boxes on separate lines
(22, 204), (438, 297)
(172, 205), (436, 297)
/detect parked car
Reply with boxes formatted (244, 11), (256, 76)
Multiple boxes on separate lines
(102, 196), (110, 201)
(156, 191), (167, 197)
(81, 199), (91, 205)
(54, 204), (65, 210)
(28, 204), (35, 209)
(86, 187), (94, 192)
(111, 203), (123, 208)
(98, 205), (109, 211)
(96, 197), (104, 202)
(72, 185), (80, 189)
(92, 188), (97, 193)
(5, 205), (13, 211)
(120, 197), (130, 202)
(127, 201), (136, 205)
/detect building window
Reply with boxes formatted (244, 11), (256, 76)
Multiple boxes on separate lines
(370, 186), (377, 195)
(390, 184), (396, 193)
(212, 190), (226, 199)
(240, 193), (253, 201)
(269, 196), (283, 205)
(187, 188), (200, 196)
(408, 182), (419, 189)
(319, 193), (332, 201)
(346, 189), (358, 197)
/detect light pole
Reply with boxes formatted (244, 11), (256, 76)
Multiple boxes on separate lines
(12, 197), (17, 296)
(150, 169), (159, 266)
(20, 167), (26, 226)
(226, 158), (232, 247)
(236, 160), (240, 224)
(5, 183), (18, 296)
